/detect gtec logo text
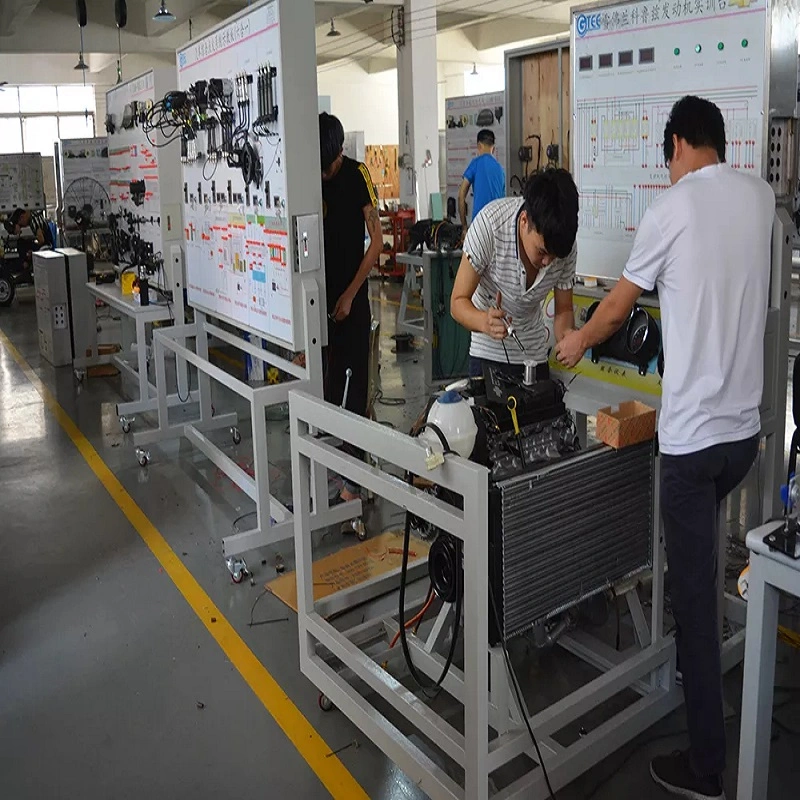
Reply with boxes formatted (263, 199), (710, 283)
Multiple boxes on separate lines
(576, 13), (602, 38)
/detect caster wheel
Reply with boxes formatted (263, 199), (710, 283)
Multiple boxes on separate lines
(318, 693), (334, 712)
(0, 272), (15, 307)
(274, 554), (286, 574)
(120, 416), (132, 434)
(231, 426), (242, 445)
(135, 447), (150, 468)
(226, 556), (248, 583)
(352, 518), (368, 541)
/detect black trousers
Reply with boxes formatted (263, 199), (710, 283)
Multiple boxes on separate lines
(323, 291), (370, 492)
(469, 355), (525, 380)
(660, 434), (758, 777)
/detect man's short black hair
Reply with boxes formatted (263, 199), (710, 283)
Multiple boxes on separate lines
(477, 129), (495, 147)
(522, 168), (578, 259)
(319, 112), (345, 171)
(4, 208), (25, 235)
(663, 95), (726, 165)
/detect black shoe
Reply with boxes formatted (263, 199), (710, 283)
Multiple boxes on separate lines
(650, 751), (725, 799)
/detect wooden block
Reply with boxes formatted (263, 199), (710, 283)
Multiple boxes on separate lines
(596, 401), (656, 449)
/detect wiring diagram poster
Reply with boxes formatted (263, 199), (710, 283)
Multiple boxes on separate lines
(572, 1), (767, 279)
(178, 0), (296, 342)
(445, 92), (506, 219)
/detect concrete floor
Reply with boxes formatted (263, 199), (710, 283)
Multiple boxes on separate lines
(1, 277), (799, 800)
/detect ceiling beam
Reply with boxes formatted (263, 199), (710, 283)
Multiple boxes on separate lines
(357, 54), (397, 74)
(0, 0), (43, 37)
(0, 7), (217, 54)
(461, 17), (568, 50)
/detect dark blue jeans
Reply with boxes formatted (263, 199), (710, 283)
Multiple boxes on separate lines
(660, 434), (758, 777)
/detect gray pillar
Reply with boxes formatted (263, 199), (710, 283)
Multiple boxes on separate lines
(396, 0), (439, 219)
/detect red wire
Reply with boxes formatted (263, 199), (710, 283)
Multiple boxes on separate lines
(390, 592), (435, 649)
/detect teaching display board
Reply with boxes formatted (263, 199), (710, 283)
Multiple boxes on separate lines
(58, 137), (112, 233)
(0, 154), (45, 213)
(445, 92), (506, 220)
(343, 131), (366, 163)
(60, 138), (111, 196)
(175, 0), (323, 349)
(572, 0), (768, 280)
(106, 70), (183, 287)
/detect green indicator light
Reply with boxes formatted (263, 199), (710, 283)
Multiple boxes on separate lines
(695, 44), (702, 53)
(718, 42), (724, 51)
(742, 38), (748, 47)
(674, 47), (680, 55)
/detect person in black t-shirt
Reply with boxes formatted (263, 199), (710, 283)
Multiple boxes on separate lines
(319, 112), (383, 502)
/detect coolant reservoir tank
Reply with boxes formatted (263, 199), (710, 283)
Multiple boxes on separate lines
(422, 390), (478, 459)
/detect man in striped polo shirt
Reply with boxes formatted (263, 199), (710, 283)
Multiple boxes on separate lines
(450, 169), (579, 376)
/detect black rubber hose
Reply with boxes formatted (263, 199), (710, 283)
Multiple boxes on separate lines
(398, 425), (462, 693)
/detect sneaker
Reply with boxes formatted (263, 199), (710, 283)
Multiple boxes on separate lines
(650, 751), (725, 799)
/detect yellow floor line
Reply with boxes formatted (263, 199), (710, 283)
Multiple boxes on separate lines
(372, 294), (422, 312)
(0, 328), (369, 800)
(208, 346), (245, 371)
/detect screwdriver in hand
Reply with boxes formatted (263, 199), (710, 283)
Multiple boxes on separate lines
(492, 303), (525, 351)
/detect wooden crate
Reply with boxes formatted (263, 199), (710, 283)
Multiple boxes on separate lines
(596, 401), (656, 449)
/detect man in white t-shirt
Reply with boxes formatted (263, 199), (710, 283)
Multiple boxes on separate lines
(450, 168), (579, 378)
(556, 96), (775, 800)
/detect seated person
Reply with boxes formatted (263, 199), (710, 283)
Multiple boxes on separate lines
(4, 208), (51, 245)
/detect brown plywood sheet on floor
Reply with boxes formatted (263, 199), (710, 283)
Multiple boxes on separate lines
(266, 530), (430, 614)
(87, 365), (120, 378)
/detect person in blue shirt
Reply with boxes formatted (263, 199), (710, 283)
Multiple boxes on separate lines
(458, 129), (506, 235)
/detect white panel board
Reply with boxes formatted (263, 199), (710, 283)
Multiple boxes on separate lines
(572, 0), (768, 280)
(445, 92), (507, 220)
(343, 131), (366, 163)
(0, 153), (45, 212)
(176, 0), (316, 348)
(58, 137), (111, 230)
(60, 138), (110, 195)
(106, 70), (183, 288)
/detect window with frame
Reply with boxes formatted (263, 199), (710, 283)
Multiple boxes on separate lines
(0, 85), (96, 156)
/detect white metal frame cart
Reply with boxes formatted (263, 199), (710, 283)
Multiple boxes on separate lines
(133, 0), (363, 576)
(736, 520), (800, 800)
(289, 0), (799, 796)
(396, 249), (469, 391)
(291, 390), (683, 800)
(97, 69), (189, 433)
(81, 248), (190, 432)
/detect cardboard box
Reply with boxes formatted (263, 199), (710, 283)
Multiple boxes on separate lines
(597, 401), (656, 449)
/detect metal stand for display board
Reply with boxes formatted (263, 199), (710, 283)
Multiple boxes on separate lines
(134, 277), (362, 568)
(77, 247), (194, 434)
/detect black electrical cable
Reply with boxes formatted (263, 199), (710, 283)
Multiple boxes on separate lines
(428, 531), (461, 604)
(526, 134), (542, 173)
(396, 425), (462, 697)
(398, 502), (463, 697)
(488, 589), (557, 800)
(232, 510), (258, 531)
(502, 338), (511, 365)
(240, 141), (262, 188)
